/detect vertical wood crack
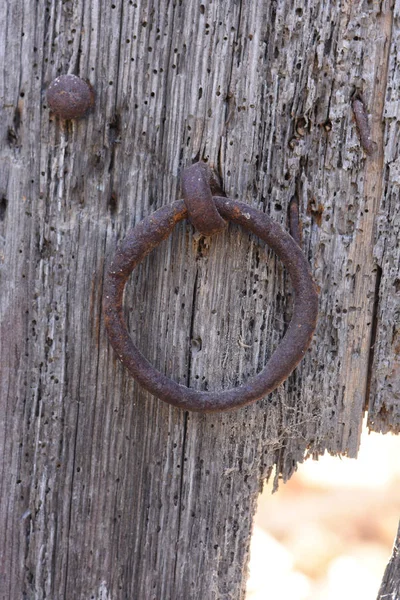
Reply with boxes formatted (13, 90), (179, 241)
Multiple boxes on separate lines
(365, 265), (382, 410)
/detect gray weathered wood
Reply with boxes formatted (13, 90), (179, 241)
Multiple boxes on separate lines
(377, 521), (400, 599)
(0, 0), (398, 599)
(367, 1), (400, 434)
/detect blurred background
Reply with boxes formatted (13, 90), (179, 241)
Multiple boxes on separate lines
(247, 422), (400, 600)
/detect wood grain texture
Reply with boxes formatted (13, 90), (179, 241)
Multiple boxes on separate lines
(377, 521), (400, 599)
(0, 1), (398, 599)
(368, 1), (400, 434)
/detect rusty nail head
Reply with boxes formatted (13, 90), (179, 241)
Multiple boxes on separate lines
(47, 74), (94, 119)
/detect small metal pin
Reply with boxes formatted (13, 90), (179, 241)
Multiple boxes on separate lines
(352, 97), (375, 156)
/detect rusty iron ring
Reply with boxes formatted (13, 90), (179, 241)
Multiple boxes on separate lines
(103, 198), (318, 412)
(181, 162), (227, 235)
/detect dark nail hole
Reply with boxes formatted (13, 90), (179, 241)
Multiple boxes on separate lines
(14, 107), (21, 131)
(0, 197), (8, 221)
(108, 114), (121, 144)
(108, 192), (118, 215)
(7, 127), (18, 146)
(191, 337), (202, 352)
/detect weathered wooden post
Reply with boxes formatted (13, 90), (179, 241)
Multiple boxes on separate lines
(1, 1), (398, 598)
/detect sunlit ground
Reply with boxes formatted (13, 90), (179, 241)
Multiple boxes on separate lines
(247, 423), (400, 600)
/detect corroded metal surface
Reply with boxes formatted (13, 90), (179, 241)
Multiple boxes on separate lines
(352, 97), (375, 156)
(288, 198), (302, 246)
(103, 197), (318, 412)
(47, 74), (94, 119)
(181, 162), (227, 236)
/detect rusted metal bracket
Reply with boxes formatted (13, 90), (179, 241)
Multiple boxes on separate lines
(103, 162), (318, 412)
(181, 162), (227, 236)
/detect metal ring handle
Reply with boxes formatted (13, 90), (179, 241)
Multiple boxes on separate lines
(103, 198), (318, 412)
(181, 162), (227, 235)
